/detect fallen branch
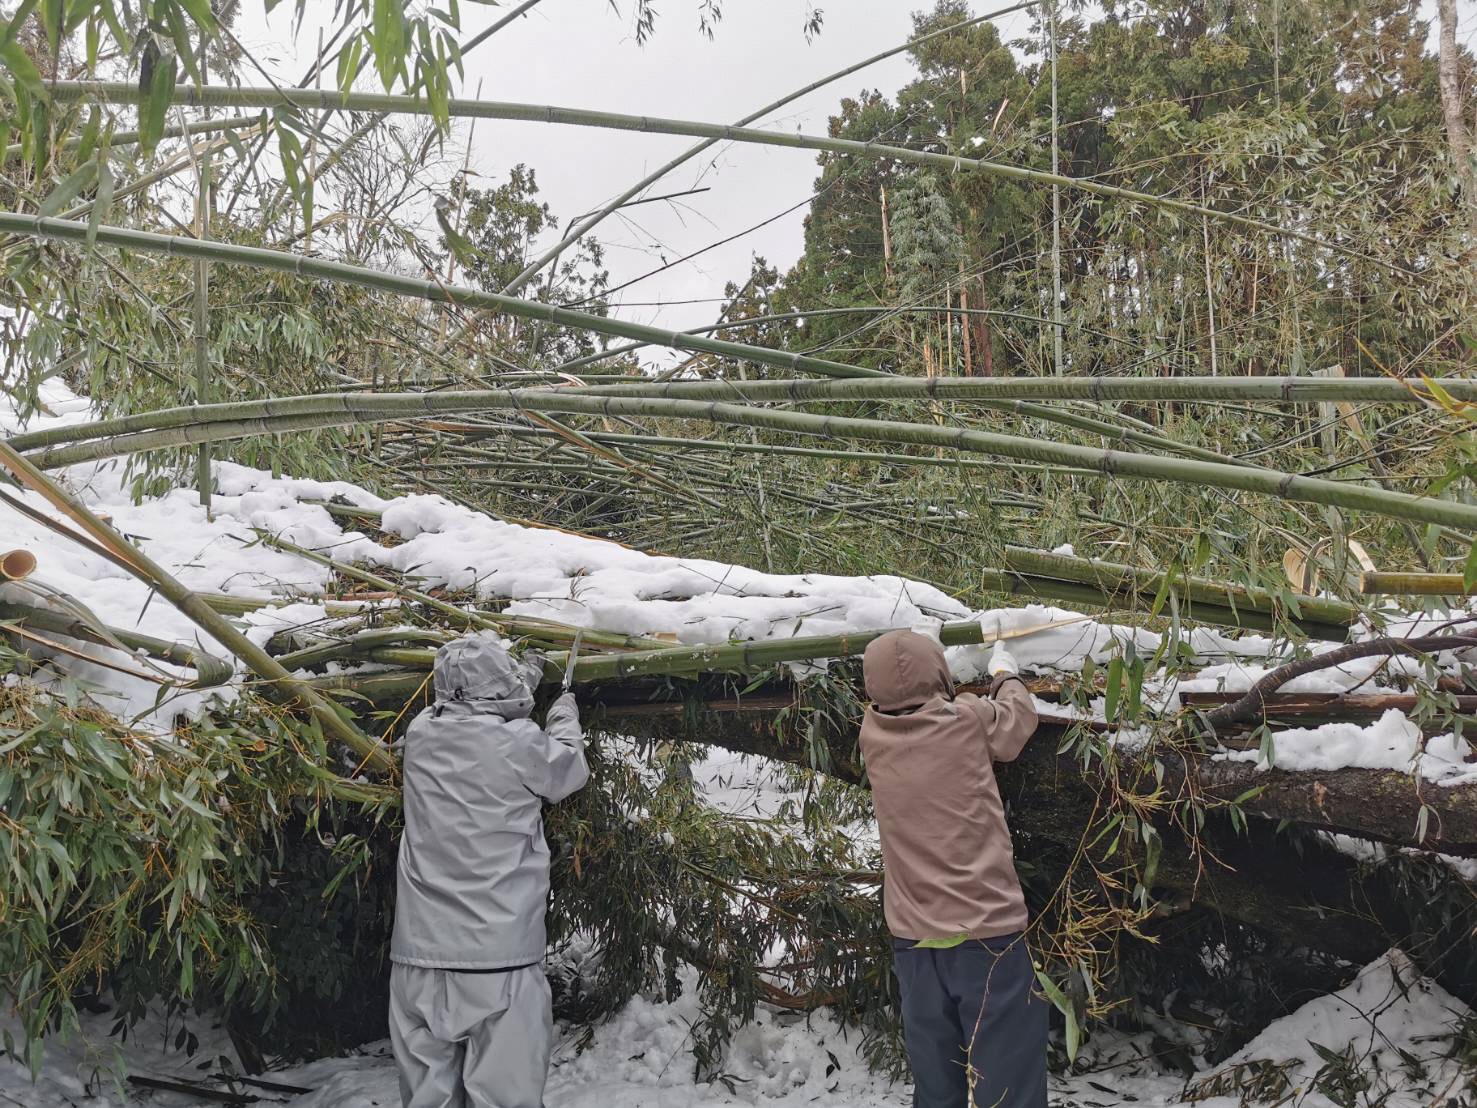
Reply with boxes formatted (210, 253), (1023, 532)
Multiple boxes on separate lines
(0, 600), (234, 688)
(1199, 635), (1477, 731)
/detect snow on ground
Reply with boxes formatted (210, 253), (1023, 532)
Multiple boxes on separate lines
(1190, 949), (1474, 1106)
(3, 951), (1469, 1107)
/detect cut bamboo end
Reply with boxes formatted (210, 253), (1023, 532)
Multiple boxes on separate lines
(0, 549), (37, 581)
(1359, 571), (1476, 597)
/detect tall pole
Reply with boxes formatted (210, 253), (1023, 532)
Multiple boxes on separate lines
(193, 52), (213, 508)
(1049, 0), (1063, 376)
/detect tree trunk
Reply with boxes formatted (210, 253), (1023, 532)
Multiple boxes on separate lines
(586, 688), (1432, 965)
(1438, 0), (1477, 257)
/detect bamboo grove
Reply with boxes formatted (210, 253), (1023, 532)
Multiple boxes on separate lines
(1, 0), (1476, 1091)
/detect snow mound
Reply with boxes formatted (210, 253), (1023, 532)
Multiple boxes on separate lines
(1192, 949), (1474, 1107)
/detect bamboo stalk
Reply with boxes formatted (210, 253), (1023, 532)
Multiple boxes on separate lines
(12, 373), (1471, 466)
(273, 627), (455, 672)
(43, 81), (1410, 274)
(403, 425), (1102, 478)
(977, 569), (1351, 640)
(192, 70), (214, 507)
(324, 619), (991, 684)
(0, 212), (887, 382)
(565, 375), (1476, 405)
(15, 385), (1477, 532)
(1359, 572), (1477, 596)
(0, 601), (234, 687)
(0, 549), (37, 580)
(0, 441), (392, 773)
(197, 591), (383, 617)
(1000, 546), (1360, 627)
(2, 114), (260, 159)
(1178, 690), (1477, 721)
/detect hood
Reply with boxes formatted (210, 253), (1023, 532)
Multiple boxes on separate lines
(431, 633), (543, 718)
(863, 629), (954, 712)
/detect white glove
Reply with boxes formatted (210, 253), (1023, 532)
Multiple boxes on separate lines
(986, 641), (1018, 678)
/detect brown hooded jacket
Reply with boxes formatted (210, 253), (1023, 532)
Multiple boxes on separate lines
(858, 629), (1039, 941)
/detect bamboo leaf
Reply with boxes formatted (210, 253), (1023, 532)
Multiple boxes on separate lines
(0, 0), (39, 51)
(87, 151), (112, 248)
(371, 0), (406, 90)
(74, 104), (100, 162)
(97, 0), (127, 49)
(139, 48), (177, 153)
(1463, 543), (1477, 594)
(1105, 656), (1123, 721)
(176, 0), (219, 30)
(41, 0), (61, 55)
(37, 158), (96, 217)
(0, 40), (45, 99)
(1035, 970), (1081, 1062)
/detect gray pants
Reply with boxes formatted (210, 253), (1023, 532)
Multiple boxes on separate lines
(389, 963), (552, 1108)
(892, 932), (1048, 1108)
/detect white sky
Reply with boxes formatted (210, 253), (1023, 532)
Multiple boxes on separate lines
(233, 1), (1044, 338)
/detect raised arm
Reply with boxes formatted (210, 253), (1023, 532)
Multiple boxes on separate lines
(526, 691), (590, 803)
(960, 675), (1039, 762)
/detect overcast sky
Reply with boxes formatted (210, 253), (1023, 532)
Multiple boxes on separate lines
(234, 1), (1044, 339)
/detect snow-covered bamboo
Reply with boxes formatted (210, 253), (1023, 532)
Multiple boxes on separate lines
(0, 441), (393, 773)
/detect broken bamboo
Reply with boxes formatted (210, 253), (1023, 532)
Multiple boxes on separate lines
(1359, 572), (1477, 596)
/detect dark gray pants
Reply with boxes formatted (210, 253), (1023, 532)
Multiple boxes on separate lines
(892, 932), (1049, 1108)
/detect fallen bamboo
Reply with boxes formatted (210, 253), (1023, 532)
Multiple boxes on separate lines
(13, 375), (1477, 460)
(1359, 572), (1477, 596)
(0, 601), (234, 688)
(197, 591), (389, 618)
(1179, 690), (1477, 724)
(0, 441), (393, 775)
(9, 381), (1477, 534)
(1000, 546), (1361, 629)
(568, 374), (1477, 406)
(0, 549), (36, 581)
(283, 620), (989, 683)
(1200, 633), (1477, 731)
(977, 569), (1352, 640)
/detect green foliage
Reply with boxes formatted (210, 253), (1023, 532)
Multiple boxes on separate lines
(0, 642), (398, 1059)
(445, 165), (611, 365)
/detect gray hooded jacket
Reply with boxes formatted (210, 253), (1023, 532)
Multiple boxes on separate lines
(391, 634), (588, 970)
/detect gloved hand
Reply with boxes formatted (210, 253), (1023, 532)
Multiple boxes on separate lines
(553, 689), (580, 718)
(986, 641), (1018, 678)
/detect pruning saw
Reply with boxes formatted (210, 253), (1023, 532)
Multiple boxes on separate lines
(562, 630), (585, 691)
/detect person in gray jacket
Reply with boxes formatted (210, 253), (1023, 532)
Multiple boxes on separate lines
(389, 633), (589, 1108)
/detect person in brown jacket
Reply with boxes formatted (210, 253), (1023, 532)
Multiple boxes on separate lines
(859, 629), (1047, 1108)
